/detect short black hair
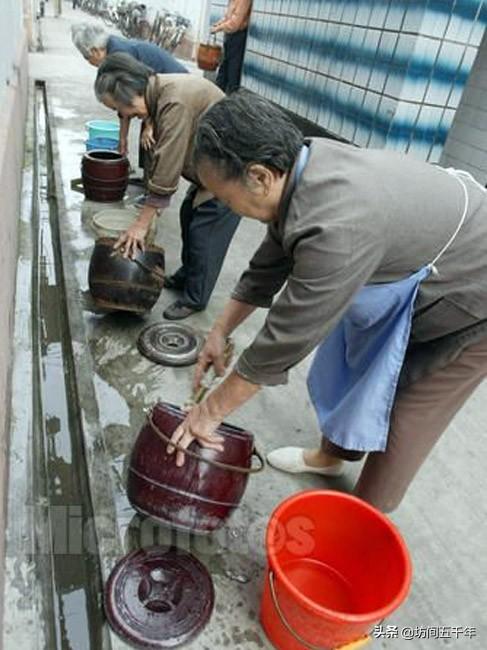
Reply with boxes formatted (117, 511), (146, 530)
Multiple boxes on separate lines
(193, 89), (304, 181)
(95, 52), (153, 106)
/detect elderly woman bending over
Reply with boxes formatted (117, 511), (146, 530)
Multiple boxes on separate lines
(71, 23), (187, 157)
(93, 53), (240, 320)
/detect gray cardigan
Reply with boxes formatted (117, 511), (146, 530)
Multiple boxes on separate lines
(232, 138), (487, 386)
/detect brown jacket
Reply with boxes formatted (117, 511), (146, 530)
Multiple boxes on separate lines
(145, 74), (224, 206)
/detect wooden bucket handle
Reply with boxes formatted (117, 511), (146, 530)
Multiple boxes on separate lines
(146, 408), (265, 475)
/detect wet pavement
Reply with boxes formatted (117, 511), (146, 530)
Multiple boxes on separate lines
(34, 81), (105, 648)
(3, 3), (487, 649)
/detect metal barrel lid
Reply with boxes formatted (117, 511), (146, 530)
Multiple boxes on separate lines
(137, 323), (203, 367)
(104, 546), (215, 649)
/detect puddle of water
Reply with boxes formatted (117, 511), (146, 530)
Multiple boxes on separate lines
(93, 373), (131, 428)
(60, 589), (91, 648)
(33, 82), (105, 650)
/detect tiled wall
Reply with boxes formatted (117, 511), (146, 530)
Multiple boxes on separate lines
(441, 25), (487, 181)
(210, 0), (487, 162)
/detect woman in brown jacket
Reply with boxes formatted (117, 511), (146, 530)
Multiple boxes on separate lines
(94, 53), (240, 320)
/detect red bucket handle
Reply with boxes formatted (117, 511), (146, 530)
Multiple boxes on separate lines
(268, 571), (371, 650)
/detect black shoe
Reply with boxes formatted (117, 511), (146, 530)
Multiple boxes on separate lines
(128, 176), (145, 187)
(163, 274), (185, 291)
(163, 300), (200, 320)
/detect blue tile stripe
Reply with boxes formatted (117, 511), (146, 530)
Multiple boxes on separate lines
(213, 0), (486, 22)
(246, 23), (472, 86)
(209, 0), (485, 160)
(244, 59), (449, 146)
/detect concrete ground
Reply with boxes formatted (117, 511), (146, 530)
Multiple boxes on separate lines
(7, 3), (486, 649)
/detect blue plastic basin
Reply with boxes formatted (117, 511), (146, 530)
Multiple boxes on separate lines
(86, 137), (119, 152)
(86, 120), (120, 141)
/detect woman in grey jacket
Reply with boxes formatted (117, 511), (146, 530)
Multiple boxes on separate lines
(166, 90), (487, 513)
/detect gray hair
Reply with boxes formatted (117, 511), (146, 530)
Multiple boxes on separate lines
(95, 52), (153, 106)
(193, 89), (304, 181)
(71, 23), (109, 58)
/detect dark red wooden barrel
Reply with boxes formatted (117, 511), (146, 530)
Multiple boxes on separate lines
(88, 237), (165, 313)
(127, 402), (264, 534)
(81, 150), (130, 202)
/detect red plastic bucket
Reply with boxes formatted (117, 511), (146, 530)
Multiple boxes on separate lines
(261, 491), (412, 650)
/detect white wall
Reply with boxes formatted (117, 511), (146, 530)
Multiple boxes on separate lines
(441, 30), (487, 183)
(0, 0), (29, 630)
(0, 0), (23, 103)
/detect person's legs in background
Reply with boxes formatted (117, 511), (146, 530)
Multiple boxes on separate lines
(216, 30), (248, 93)
(215, 36), (229, 92)
(163, 195), (240, 320)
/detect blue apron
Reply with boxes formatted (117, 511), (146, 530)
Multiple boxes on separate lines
(303, 161), (474, 452)
(307, 265), (431, 451)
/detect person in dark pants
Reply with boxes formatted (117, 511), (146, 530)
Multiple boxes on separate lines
(212, 0), (252, 93)
(94, 53), (240, 320)
(215, 31), (248, 93)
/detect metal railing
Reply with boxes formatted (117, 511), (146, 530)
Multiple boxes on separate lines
(79, 0), (191, 51)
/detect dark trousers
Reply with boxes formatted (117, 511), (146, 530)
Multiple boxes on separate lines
(172, 190), (240, 309)
(216, 29), (248, 93)
(139, 122), (147, 173)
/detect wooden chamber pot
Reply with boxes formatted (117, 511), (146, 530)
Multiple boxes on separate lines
(88, 237), (165, 313)
(127, 402), (264, 534)
(81, 150), (130, 203)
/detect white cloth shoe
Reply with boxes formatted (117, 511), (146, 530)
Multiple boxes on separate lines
(267, 447), (345, 477)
